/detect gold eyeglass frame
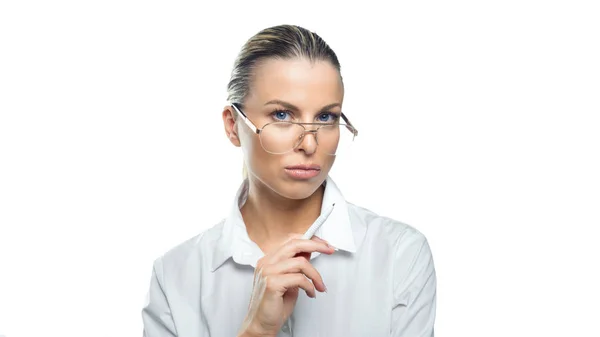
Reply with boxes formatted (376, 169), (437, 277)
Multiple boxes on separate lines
(230, 102), (358, 155)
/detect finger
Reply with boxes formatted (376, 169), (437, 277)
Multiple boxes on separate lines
(295, 251), (311, 261)
(267, 273), (317, 298)
(303, 236), (333, 259)
(269, 239), (334, 264)
(264, 256), (327, 292)
(294, 236), (327, 260)
(310, 235), (328, 244)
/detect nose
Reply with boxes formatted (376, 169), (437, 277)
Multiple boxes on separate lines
(295, 130), (318, 155)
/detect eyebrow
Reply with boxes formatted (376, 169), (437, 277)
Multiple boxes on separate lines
(264, 99), (341, 112)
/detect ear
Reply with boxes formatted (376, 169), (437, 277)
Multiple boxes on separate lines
(222, 105), (241, 147)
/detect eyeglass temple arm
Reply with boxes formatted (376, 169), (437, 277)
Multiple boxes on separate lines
(341, 113), (358, 137)
(231, 103), (260, 134)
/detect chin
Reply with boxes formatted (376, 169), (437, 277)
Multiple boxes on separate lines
(263, 172), (327, 200)
(280, 182), (323, 199)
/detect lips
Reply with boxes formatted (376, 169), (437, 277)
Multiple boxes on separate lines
(285, 165), (321, 181)
(284, 164), (321, 179)
(285, 164), (321, 171)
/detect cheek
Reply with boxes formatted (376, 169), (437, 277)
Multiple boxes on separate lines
(320, 154), (336, 175)
(240, 133), (276, 173)
(324, 154), (336, 170)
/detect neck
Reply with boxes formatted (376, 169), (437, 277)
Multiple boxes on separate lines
(241, 177), (325, 253)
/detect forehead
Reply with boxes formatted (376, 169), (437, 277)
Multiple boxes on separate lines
(246, 58), (344, 108)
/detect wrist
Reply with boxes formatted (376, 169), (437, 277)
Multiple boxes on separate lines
(237, 332), (255, 337)
(238, 321), (277, 337)
(238, 330), (275, 337)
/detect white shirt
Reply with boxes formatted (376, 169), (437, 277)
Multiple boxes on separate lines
(142, 177), (436, 337)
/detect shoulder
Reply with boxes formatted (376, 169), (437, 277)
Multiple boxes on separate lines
(347, 202), (434, 278)
(347, 202), (430, 251)
(347, 202), (436, 294)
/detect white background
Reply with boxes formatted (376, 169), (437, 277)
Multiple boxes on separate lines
(1, 0), (599, 336)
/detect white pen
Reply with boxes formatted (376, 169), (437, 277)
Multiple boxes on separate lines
(301, 202), (336, 240)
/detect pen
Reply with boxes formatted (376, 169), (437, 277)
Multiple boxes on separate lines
(301, 202), (335, 240)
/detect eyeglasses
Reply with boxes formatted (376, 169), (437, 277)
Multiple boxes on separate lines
(230, 103), (358, 156)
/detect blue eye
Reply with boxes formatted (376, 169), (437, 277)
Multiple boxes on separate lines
(272, 110), (291, 121)
(318, 112), (340, 123)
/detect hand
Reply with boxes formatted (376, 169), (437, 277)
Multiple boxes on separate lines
(238, 236), (335, 337)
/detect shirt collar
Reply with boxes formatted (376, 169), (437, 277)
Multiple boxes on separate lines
(210, 176), (356, 272)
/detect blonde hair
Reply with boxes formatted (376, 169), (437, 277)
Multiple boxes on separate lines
(226, 24), (343, 179)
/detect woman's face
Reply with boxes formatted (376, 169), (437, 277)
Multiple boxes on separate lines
(225, 58), (344, 200)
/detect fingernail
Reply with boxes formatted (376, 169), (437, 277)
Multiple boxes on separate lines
(324, 285), (328, 293)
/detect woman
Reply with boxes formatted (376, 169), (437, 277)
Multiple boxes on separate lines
(142, 24), (436, 337)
